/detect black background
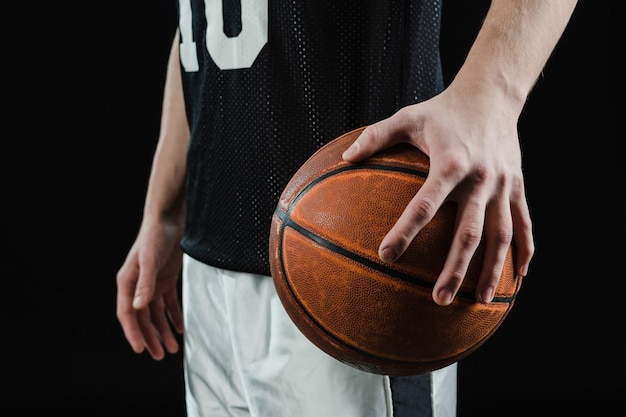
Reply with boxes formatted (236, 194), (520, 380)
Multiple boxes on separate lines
(7, 0), (621, 415)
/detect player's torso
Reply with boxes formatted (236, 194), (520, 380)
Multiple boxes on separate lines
(178, 0), (444, 275)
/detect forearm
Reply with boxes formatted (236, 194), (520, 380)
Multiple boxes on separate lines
(143, 29), (189, 228)
(450, 0), (578, 115)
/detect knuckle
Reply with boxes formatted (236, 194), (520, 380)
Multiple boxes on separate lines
(474, 164), (490, 183)
(496, 171), (509, 190)
(408, 198), (436, 223)
(458, 225), (482, 249)
(116, 308), (129, 323)
(440, 154), (466, 179)
(494, 227), (513, 246)
(507, 174), (526, 201)
(362, 124), (382, 146)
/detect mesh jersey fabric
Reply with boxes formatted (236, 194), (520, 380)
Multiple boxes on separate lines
(178, 0), (444, 276)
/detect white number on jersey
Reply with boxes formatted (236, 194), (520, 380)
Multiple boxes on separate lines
(179, 0), (268, 71)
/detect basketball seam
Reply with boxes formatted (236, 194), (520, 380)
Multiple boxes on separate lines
(271, 139), (522, 373)
(275, 218), (511, 371)
(279, 163), (517, 303)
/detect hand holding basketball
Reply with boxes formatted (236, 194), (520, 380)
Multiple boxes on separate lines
(269, 126), (524, 375)
(343, 99), (534, 306)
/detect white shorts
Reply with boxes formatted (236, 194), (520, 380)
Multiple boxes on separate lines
(182, 254), (457, 417)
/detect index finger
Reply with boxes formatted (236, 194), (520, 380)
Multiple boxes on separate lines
(378, 170), (456, 263)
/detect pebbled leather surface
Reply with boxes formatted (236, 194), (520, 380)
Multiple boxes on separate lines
(269, 126), (521, 376)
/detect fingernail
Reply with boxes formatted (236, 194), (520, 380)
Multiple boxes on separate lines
(479, 286), (494, 304)
(342, 143), (357, 160)
(133, 295), (145, 309)
(380, 247), (397, 262)
(437, 288), (453, 305)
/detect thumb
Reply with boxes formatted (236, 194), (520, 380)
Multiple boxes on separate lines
(132, 262), (157, 310)
(342, 118), (408, 162)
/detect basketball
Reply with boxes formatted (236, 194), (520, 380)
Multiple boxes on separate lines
(268, 126), (522, 376)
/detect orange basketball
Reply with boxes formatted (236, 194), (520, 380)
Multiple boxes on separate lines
(268, 126), (522, 376)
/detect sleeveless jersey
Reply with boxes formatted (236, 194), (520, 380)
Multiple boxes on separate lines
(178, 0), (444, 276)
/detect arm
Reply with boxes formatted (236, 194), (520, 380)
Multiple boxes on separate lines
(116, 29), (189, 359)
(142, 29), (189, 235)
(343, 0), (578, 306)
(450, 0), (579, 117)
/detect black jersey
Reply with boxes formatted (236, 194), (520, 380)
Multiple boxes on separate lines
(178, 0), (444, 276)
